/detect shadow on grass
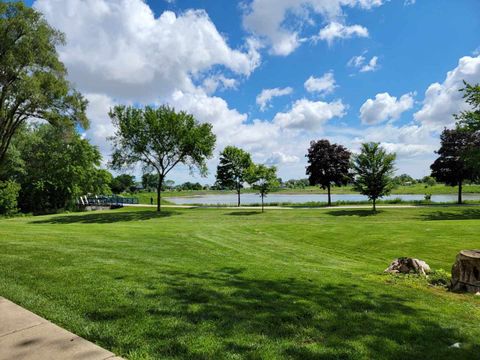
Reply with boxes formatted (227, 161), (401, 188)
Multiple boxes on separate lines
(102, 268), (474, 359)
(326, 209), (379, 217)
(225, 211), (262, 216)
(30, 210), (179, 224)
(422, 209), (480, 221)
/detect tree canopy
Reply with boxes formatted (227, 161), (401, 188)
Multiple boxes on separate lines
(455, 81), (480, 132)
(246, 164), (279, 212)
(431, 128), (480, 204)
(111, 174), (136, 194)
(351, 142), (396, 211)
(12, 124), (110, 213)
(0, 2), (88, 167)
(215, 146), (253, 206)
(306, 139), (351, 206)
(109, 105), (216, 211)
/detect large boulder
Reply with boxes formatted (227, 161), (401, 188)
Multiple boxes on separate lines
(450, 250), (480, 293)
(384, 257), (431, 276)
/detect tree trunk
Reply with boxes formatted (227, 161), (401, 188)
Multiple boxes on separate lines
(156, 175), (164, 212)
(261, 194), (264, 213)
(327, 184), (331, 206)
(237, 187), (241, 207)
(373, 198), (376, 212)
(458, 180), (462, 204)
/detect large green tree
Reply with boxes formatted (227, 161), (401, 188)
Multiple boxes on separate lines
(15, 124), (110, 213)
(351, 142), (396, 211)
(306, 139), (351, 206)
(455, 81), (480, 131)
(109, 105), (216, 211)
(215, 146), (253, 207)
(246, 164), (279, 213)
(110, 174), (136, 194)
(430, 128), (480, 204)
(0, 2), (88, 168)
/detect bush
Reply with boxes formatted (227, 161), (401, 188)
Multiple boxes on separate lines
(0, 180), (20, 215)
(427, 269), (450, 287)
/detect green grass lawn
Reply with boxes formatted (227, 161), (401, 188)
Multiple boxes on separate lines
(1, 207), (480, 359)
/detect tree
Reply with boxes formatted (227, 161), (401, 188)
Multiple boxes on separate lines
(455, 81), (480, 131)
(215, 146), (253, 206)
(454, 82), (480, 175)
(306, 139), (351, 206)
(0, 2), (88, 168)
(0, 180), (20, 215)
(393, 174), (416, 186)
(164, 180), (175, 190)
(421, 176), (436, 187)
(109, 105), (216, 211)
(111, 174), (136, 194)
(246, 164), (279, 213)
(15, 124), (109, 213)
(351, 142), (396, 211)
(430, 128), (480, 204)
(141, 173), (158, 192)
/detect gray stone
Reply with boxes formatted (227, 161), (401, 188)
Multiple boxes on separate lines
(384, 257), (431, 275)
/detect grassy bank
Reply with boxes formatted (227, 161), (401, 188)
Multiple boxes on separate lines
(1, 207), (480, 359)
(128, 184), (480, 205)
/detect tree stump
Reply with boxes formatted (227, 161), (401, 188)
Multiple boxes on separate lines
(450, 250), (480, 293)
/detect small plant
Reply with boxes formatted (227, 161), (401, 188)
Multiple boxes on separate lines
(427, 269), (450, 287)
(424, 193), (432, 201)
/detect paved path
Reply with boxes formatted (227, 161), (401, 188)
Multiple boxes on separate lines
(0, 297), (123, 360)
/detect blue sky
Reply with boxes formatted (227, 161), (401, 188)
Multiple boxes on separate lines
(28, 0), (480, 183)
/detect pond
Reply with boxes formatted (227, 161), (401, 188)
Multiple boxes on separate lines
(165, 193), (480, 205)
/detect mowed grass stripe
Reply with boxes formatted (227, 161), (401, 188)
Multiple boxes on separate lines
(1, 206), (480, 359)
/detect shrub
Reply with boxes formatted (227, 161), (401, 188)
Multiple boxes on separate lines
(427, 269), (450, 287)
(0, 180), (20, 215)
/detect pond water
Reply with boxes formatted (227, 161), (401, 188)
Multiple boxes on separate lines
(166, 193), (480, 205)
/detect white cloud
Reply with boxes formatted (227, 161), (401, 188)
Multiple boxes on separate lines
(266, 152), (300, 165)
(347, 54), (366, 68)
(348, 53), (379, 72)
(274, 99), (346, 130)
(359, 56), (379, 72)
(304, 71), (336, 95)
(202, 75), (237, 94)
(256, 87), (293, 111)
(414, 55), (480, 131)
(243, 0), (382, 55)
(316, 22), (369, 45)
(360, 92), (415, 125)
(404, 0), (416, 5)
(34, 0), (260, 102)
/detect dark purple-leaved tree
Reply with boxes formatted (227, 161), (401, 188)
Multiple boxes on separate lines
(431, 128), (480, 204)
(306, 139), (351, 206)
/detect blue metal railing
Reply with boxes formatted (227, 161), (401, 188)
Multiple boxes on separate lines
(78, 195), (139, 207)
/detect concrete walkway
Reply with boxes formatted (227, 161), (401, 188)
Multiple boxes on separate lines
(0, 297), (123, 360)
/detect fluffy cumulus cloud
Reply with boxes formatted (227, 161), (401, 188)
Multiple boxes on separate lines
(348, 53), (379, 72)
(360, 92), (415, 125)
(242, 0), (382, 55)
(274, 99), (346, 130)
(256, 87), (293, 111)
(304, 71), (336, 95)
(34, 0), (260, 102)
(414, 55), (480, 131)
(315, 22), (369, 45)
(266, 152), (300, 165)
